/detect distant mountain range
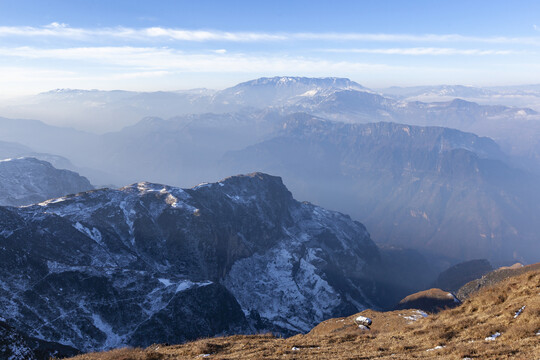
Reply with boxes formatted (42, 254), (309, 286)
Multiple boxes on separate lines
(379, 83), (540, 108)
(0, 77), (367, 132)
(222, 115), (540, 263)
(0, 77), (538, 264)
(2, 76), (540, 168)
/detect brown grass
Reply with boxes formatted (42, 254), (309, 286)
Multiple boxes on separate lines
(66, 269), (540, 360)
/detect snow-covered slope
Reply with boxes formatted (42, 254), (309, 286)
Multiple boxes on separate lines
(0, 157), (94, 206)
(0, 173), (380, 352)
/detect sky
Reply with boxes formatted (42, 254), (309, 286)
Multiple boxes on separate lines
(1, 0), (540, 95)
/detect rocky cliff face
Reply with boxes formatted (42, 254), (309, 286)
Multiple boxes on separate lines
(0, 173), (380, 352)
(0, 157), (94, 206)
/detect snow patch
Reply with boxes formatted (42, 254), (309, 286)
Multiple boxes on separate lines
(91, 314), (124, 349)
(176, 280), (213, 293)
(514, 305), (525, 318)
(300, 89), (319, 97)
(158, 278), (173, 287)
(73, 222), (103, 245)
(193, 182), (211, 190)
(485, 332), (501, 341)
(226, 194), (256, 204)
(447, 292), (460, 303)
(165, 193), (198, 212)
(401, 310), (428, 322)
(38, 197), (67, 206)
(426, 345), (445, 351)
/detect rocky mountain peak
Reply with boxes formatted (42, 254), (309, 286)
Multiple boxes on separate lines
(206, 172), (292, 201)
(0, 173), (382, 352)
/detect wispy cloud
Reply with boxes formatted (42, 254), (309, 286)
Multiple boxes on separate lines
(0, 23), (286, 42)
(1, 23), (540, 45)
(323, 47), (522, 56)
(0, 46), (402, 73)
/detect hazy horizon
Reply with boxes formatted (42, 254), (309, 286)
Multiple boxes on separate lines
(2, 0), (540, 96)
(5, 77), (540, 97)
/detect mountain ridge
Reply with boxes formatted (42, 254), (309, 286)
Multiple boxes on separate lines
(0, 172), (385, 352)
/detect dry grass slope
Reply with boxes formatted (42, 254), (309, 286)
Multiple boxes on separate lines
(67, 269), (540, 360)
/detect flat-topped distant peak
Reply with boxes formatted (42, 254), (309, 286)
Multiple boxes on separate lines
(232, 76), (368, 90)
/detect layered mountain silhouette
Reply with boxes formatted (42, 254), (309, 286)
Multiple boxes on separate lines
(222, 115), (540, 263)
(1, 104), (538, 263)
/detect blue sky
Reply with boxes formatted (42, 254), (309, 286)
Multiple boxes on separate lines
(1, 0), (540, 95)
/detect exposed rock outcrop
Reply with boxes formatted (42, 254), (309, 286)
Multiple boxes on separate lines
(0, 173), (380, 352)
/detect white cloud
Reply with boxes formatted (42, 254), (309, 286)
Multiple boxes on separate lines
(0, 46), (402, 73)
(323, 47), (521, 56)
(293, 33), (527, 44)
(141, 27), (285, 41)
(0, 23), (540, 45)
(46, 22), (69, 29)
(0, 23), (88, 39)
(0, 23), (286, 42)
